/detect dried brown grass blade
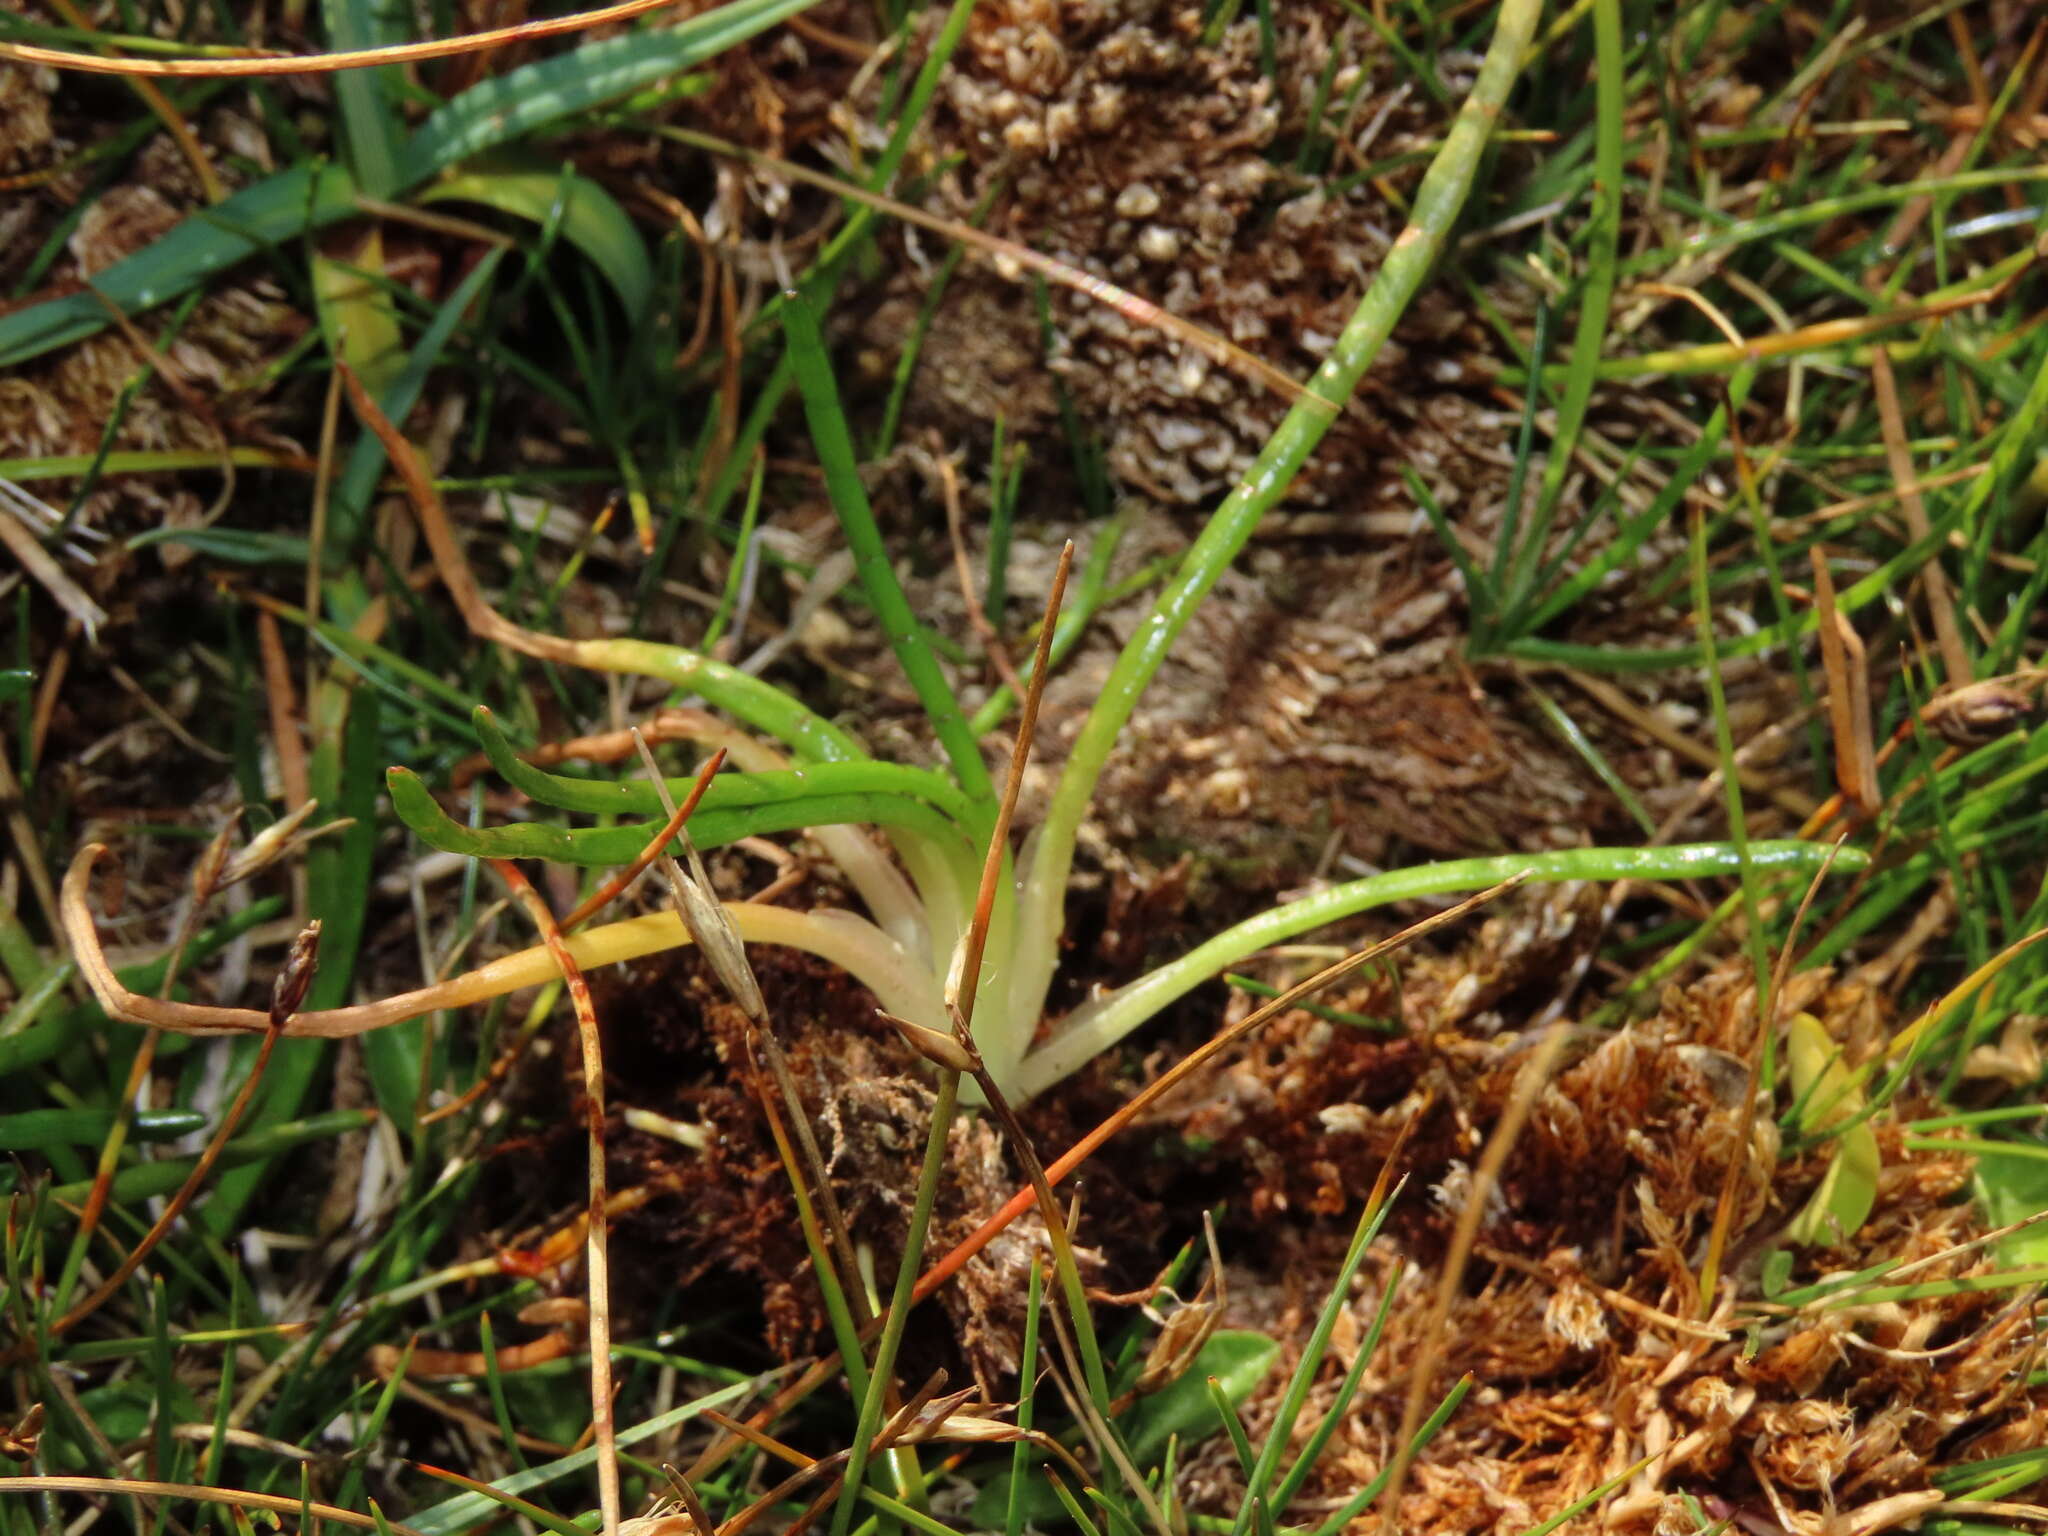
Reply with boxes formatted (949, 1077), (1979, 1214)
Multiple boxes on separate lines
(1870, 348), (1971, 690)
(0, 0), (686, 75)
(337, 363), (581, 665)
(0, 1477), (427, 1536)
(1810, 546), (1880, 815)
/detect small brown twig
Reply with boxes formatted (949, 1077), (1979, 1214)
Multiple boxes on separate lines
(563, 748), (727, 930)
(1810, 546), (1880, 815)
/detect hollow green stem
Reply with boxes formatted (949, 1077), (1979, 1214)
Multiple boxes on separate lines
(473, 706), (978, 829)
(1011, 841), (1868, 1100)
(1008, 0), (1546, 1040)
(389, 768), (979, 882)
(539, 638), (866, 765)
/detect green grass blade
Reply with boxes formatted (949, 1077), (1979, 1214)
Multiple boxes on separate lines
(1522, 678), (1657, 837)
(967, 512), (1124, 737)
(1235, 1199), (1394, 1530)
(1480, 298), (1549, 634)
(781, 291), (996, 818)
(1496, 0), (1623, 628)
(394, 0), (820, 182)
(388, 767), (975, 868)
(1504, 494), (1966, 672)
(1044, 1475), (1109, 1536)
(829, 1073), (960, 1536)
(1690, 507), (1773, 1005)
(1517, 372), (1749, 634)
(1407, 466), (1492, 625)
(414, 1464), (604, 1536)
(1005, 1257), (1046, 1536)
(0, 162), (359, 367)
(1015, 841), (1869, 1099)
(420, 162), (651, 320)
(321, 0), (406, 198)
(701, 453), (766, 654)
(336, 1338), (416, 1511)
(1308, 1374), (1472, 1536)
(470, 704), (976, 827)
(1271, 1261), (1406, 1515)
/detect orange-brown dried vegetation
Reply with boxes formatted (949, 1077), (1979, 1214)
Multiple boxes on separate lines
(1152, 949), (2043, 1536)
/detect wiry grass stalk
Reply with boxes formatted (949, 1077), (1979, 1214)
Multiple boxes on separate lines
(0, 0), (687, 73)
(1376, 1024), (1572, 1536)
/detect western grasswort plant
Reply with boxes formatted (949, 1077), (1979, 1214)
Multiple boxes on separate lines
(57, 0), (1868, 1108)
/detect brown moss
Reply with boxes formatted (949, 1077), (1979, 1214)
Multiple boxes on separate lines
(1143, 961), (2048, 1534)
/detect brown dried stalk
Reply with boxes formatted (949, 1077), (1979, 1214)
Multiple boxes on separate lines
(1811, 546), (1880, 815)
(0, 1478), (428, 1536)
(0, 0), (686, 75)
(564, 748), (729, 930)
(493, 860), (624, 1536)
(1870, 349), (1972, 691)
